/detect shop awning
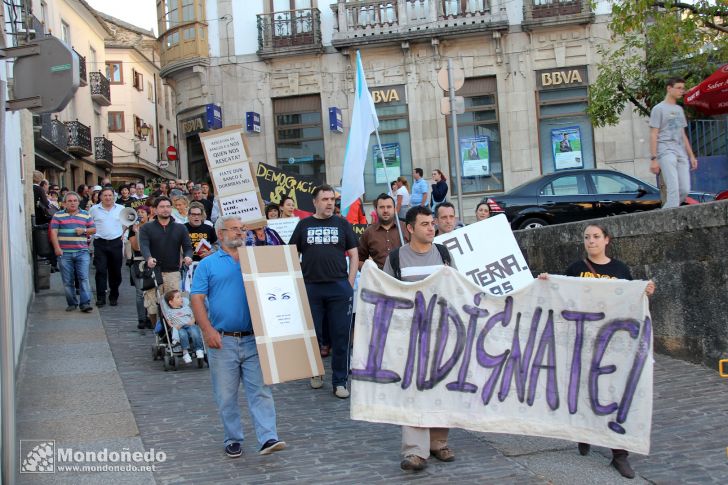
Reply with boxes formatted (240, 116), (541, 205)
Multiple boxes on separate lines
(684, 64), (728, 116)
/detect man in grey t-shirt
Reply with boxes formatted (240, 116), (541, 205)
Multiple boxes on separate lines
(382, 205), (457, 472)
(649, 77), (698, 208)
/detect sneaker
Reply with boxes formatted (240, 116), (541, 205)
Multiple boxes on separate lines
(334, 386), (350, 399)
(611, 453), (635, 479)
(225, 442), (242, 458)
(65, 305), (77, 312)
(137, 320), (147, 330)
(96, 300), (106, 308)
(430, 446), (455, 462)
(182, 352), (192, 364)
(109, 299), (118, 306)
(310, 376), (323, 389)
(259, 439), (286, 455)
(400, 455), (427, 471)
(80, 305), (93, 313)
(578, 442), (591, 456)
(195, 349), (205, 359)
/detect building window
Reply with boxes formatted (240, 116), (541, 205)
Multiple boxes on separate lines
(446, 77), (504, 194)
(536, 66), (594, 173)
(183, 27), (196, 40)
(159, 125), (165, 149)
(147, 81), (154, 100)
(166, 31), (179, 47)
(105, 61), (123, 84)
(132, 69), (143, 91)
(273, 94), (326, 184)
(363, 85), (411, 200)
(133, 115), (143, 138)
(182, 0), (194, 21)
(149, 126), (155, 147)
(61, 20), (70, 45)
(108, 112), (125, 132)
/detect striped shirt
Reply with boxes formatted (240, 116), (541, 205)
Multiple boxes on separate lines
(50, 210), (95, 252)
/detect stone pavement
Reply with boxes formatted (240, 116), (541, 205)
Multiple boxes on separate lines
(15, 272), (728, 484)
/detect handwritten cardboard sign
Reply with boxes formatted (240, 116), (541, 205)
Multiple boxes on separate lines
(239, 245), (324, 385)
(199, 126), (266, 229)
(351, 261), (653, 454)
(266, 217), (300, 244)
(434, 214), (532, 295)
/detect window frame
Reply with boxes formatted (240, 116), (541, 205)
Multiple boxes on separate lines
(108, 111), (125, 133)
(105, 61), (123, 84)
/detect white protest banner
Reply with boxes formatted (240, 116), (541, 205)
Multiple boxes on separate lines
(266, 217), (300, 244)
(434, 214), (532, 295)
(218, 192), (263, 220)
(199, 126), (247, 169)
(351, 260), (653, 454)
(210, 162), (256, 198)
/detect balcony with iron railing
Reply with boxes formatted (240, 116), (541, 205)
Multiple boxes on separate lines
(522, 0), (593, 29)
(95, 136), (113, 168)
(65, 120), (92, 157)
(33, 114), (71, 161)
(89, 71), (111, 106)
(74, 49), (87, 86)
(331, 0), (508, 48)
(15, 12), (44, 46)
(257, 8), (323, 59)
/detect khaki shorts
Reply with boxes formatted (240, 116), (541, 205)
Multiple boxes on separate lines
(144, 271), (181, 314)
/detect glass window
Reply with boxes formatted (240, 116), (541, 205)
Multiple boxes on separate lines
(184, 27), (196, 40)
(166, 31), (180, 47)
(108, 112), (124, 132)
(592, 173), (640, 194)
(182, 0), (194, 21)
(273, 99), (326, 183)
(61, 20), (70, 45)
(540, 175), (588, 196)
(105, 62), (122, 84)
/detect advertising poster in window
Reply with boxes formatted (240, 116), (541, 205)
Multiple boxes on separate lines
(373, 143), (401, 184)
(460, 136), (490, 177)
(551, 126), (583, 170)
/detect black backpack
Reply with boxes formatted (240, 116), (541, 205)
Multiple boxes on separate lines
(388, 244), (451, 281)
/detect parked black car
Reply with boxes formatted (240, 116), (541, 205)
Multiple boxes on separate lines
(483, 169), (714, 230)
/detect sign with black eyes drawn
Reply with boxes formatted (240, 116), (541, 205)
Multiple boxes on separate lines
(351, 261), (654, 455)
(434, 214), (532, 295)
(239, 245), (324, 385)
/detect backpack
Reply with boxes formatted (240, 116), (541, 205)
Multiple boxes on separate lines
(388, 243), (451, 281)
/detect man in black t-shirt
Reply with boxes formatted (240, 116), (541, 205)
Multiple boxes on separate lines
(289, 184), (358, 399)
(185, 202), (217, 261)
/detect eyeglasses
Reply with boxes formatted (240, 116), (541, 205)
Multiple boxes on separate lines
(189, 212), (203, 217)
(221, 227), (245, 234)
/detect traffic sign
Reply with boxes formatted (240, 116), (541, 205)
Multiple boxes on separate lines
(166, 145), (178, 161)
(437, 66), (464, 92)
(441, 96), (465, 115)
(159, 160), (169, 169)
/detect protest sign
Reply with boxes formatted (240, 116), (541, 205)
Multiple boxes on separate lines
(351, 261), (653, 454)
(255, 162), (317, 214)
(352, 223), (368, 242)
(266, 217), (300, 244)
(434, 214), (532, 295)
(129, 197), (149, 210)
(239, 245), (324, 385)
(199, 126), (266, 228)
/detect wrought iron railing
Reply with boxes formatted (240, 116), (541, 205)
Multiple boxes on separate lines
(94, 137), (113, 165)
(74, 48), (87, 86)
(258, 8), (322, 51)
(65, 120), (92, 156)
(34, 114), (69, 153)
(89, 71), (111, 105)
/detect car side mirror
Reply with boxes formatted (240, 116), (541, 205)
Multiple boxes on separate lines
(637, 187), (648, 198)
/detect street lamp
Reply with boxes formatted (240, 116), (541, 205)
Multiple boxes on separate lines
(138, 123), (151, 141)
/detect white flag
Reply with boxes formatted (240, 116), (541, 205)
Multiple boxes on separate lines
(340, 51), (379, 214)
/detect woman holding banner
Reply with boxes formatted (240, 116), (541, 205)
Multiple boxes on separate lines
(539, 223), (655, 479)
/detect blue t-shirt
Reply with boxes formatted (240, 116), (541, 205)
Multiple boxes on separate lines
(410, 178), (428, 206)
(190, 249), (253, 332)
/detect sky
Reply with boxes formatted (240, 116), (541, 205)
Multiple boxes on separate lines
(86, 0), (158, 36)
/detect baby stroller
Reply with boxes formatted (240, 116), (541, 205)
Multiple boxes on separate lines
(149, 268), (207, 371)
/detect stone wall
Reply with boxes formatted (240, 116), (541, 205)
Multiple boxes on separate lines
(513, 200), (728, 367)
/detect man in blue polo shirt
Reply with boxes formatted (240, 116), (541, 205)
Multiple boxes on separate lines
(190, 214), (286, 459)
(410, 168), (429, 208)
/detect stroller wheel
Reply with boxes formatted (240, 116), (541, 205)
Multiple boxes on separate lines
(152, 345), (159, 361)
(163, 354), (171, 371)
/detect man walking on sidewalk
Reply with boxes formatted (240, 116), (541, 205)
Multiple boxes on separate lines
(49, 191), (96, 312)
(89, 187), (124, 307)
(289, 184), (358, 399)
(139, 196), (193, 327)
(383, 205), (456, 472)
(649, 77), (699, 208)
(191, 214), (286, 458)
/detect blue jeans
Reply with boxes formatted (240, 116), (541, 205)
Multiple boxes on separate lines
(59, 251), (91, 307)
(178, 325), (203, 352)
(305, 280), (354, 388)
(207, 335), (278, 447)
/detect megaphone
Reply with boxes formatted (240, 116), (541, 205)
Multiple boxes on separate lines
(119, 207), (138, 227)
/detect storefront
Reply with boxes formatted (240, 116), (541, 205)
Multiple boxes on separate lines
(363, 84), (411, 200)
(446, 77), (504, 195)
(272, 94), (326, 184)
(181, 104), (222, 182)
(536, 66), (595, 173)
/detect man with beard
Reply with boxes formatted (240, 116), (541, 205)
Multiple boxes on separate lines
(191, 214), (286, 459)
(139, 196), (193, 327)
(89, 187), (125, 306)
(357, 193), (408, 270)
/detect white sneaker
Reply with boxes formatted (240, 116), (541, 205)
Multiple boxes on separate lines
(195, 349), (204, 359)
(334, 386), (350, 399)
(182, 352), (192, 364)
(310, 375), (323, 389)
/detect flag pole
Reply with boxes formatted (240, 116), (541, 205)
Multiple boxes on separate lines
(375, 129), (405, 246)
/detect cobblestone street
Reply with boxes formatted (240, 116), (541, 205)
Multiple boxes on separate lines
(16, 274), (728, 484)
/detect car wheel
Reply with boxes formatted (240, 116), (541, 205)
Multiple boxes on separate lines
(518, 218), (548, 230)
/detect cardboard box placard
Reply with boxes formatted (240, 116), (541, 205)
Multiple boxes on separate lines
(199, 125), (266, 229)
(238, 245), (324, 385)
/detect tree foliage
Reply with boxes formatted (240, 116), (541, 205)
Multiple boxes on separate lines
(587, 0), (728, 126)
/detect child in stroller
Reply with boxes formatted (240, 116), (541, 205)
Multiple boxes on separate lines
(163, 290), (204, 364)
